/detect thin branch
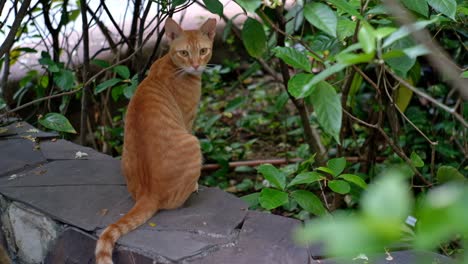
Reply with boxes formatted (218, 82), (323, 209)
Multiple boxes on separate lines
(80, 0), (91, 145)
(352, 65), (380, 93)
(2, 23), (158, 117)
(377, 126), (432, 186)
(0, 0), (31, 59)
(385, 67), (468, 128)
(383, 0), (468, 100)
(383, 77), (437, 146)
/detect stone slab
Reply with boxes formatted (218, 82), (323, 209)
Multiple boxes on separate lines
(314, 250), (454, 264)
(0, 139), (46, 177)
(118, 229), (233, 262)
(0, 160), (124, 187)
(0, 121), (57, 139)
(45, 228), (155, 264)
(7, 202), (61, 264)
(0, 185), (129, 231)
(38, 139), (114, 160)
(100, 187), (248, 236)
(190, 211), (310, 264)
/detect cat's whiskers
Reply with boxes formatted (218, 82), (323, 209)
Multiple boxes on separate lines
(173, 68), (187, 77)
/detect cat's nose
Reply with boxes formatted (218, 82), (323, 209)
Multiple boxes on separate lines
(192, 64), (200, 70)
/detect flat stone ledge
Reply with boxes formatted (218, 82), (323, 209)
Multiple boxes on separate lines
(0, 121), (456, 264)
(312, 250), (455, 264)
(0, 138), (46, 177)
(0, 121), (58, 139)
(38, 139), (114, 160)
(188, 211), (311, 264)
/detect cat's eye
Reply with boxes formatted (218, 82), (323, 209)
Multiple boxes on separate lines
(200, 48), (208, 55)
(179, 50), (189, 57)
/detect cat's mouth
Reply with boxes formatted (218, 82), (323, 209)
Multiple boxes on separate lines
(184, 66), (205, 76)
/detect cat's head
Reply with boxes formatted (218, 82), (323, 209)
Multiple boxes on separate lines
(165, 18), (216, 75)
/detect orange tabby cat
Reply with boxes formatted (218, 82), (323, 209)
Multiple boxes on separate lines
(95, 17), (216, 264)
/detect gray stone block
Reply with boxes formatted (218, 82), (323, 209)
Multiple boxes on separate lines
(0, 160), (124, 187)
(0, 121), (57, 139)
(0, 139), (46, 177)
(190, 211), (310, 264)
(0, 185), (129, 231)
(45, 228), (156, 264)
(7, 202), (61, 264)
(313, 250), (454, 264)
(39, 139), (114, 160)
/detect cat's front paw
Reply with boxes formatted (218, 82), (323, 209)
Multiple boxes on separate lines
(194, 182), (199, 193)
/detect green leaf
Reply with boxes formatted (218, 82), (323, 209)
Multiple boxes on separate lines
(309, 81), (342, 143)
(375, 27), (397, 40)
(385, 38), (416, 77)
(361, 171), (411, 230)
(437, 166), (465, 184)
(288, 73), (315, 98)
(124, 77), (139, 99)
(288, 172), (324, 187)
(460, 71), (468, 79)
(311, 63), (347, 88)
(240, 192), (260, 208)
(395, 78), (414, 112)
(291, 190), (327, 216)
(68, 9), (81, 22)
(337, 18), (356, 41)
(402, 0), (429, 17)
(304, 2), (337, 37)
(235, 0), (261, 13)
(403, 44), (430, 58)
(327, 157), (346, 177)
(326, 0), (362, 18)
(111, 84), (126, 102)
(259, 188), (289, 210)
(336, 52), (375, 65)
(383, 18), (437, 48)
(410, 152), (424, 168)
(339, 174), (367, 189)
(273, 47), (311, 72)
(257, 164), (286, 190)
(317, 166), (335, 175)
(38, 113), (77, 134)
(242, 18), (267, 58)
(358, 23), (376, 54)
(289, 64), (347, 99)
(328, 180), (351, 194)
(0, 98), (7, 110)
(54, 69), (75, 91)
(113, 65), (130, 79)
(203, 0), (224, 16)
(95, 78), (121, 94)
(91, 59), (110, 68)
(225, 97), (246, 112)
(427, 0), (457, 19)
(172, 0), (187, 7)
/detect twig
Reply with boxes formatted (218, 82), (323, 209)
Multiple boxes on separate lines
(383, 77), (437, 146)
(377, 126), (432, 186)
(257, 8), (324, 61)
(80, 0), (91, 145)
(383, 0), (468, 100)
(342, 109), (378, 128)
(0, 0), (31, 59)
(1, 25), (157, 118)
(352, 65), (380, 93)
(385, 67), (468, 128)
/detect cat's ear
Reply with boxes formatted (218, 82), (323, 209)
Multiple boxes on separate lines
(165, 18), (183, 41)
(200, 18), (216, 40)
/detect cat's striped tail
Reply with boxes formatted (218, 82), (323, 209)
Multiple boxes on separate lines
(95, 197), (159, 264)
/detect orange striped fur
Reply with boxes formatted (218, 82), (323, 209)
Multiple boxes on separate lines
(95, 18), (216, 264)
